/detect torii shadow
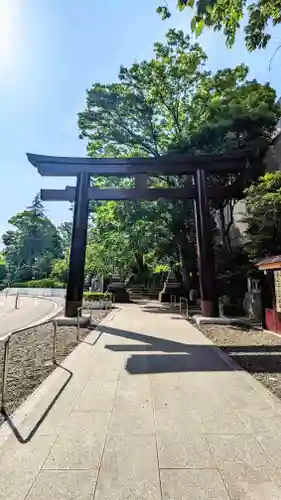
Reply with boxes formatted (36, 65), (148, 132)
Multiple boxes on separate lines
(99, 324), (281, 375)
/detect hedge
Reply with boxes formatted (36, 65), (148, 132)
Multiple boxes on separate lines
(83, 292), (113, 302)
(10, 279), (65, 288)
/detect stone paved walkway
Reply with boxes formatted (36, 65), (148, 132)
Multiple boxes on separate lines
(2, 302), (281, 499)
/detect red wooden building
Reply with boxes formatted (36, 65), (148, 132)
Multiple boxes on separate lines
(257, 256), (281, 333)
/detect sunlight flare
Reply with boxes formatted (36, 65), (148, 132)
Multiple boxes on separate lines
(0, 0), (22, 73)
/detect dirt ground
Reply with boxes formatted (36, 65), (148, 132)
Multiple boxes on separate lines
(199, 322), (281, 400)
(0, 310), (109, 427)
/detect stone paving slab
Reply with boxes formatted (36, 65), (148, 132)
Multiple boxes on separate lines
(2, 302), (281, 499)
(160, 469), (230, 500)
(43, 411), (110, 470)
(26, 470), (97, 500)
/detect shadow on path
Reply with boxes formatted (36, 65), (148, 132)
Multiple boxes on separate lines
(99, 324), (281, 375)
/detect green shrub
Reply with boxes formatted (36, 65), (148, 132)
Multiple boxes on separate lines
(83, 292), (113, 302)
(8, 282), (27, 288)
(11, 278), (65, 288)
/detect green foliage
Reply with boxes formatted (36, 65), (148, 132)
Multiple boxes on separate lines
(79, 29), (279, 157)
(244, 172), (281, 258)
(79, 29), (209, 156)
(0, 253), (7, 283)
(58, 222), (72, 255)
(51, 255), (69, 283)
(11, 278), (65, 288)
(2, 195), (63, 282)
(158, 0), (281, 51)
(83, 292), (113, 301)
(153, 264), (170, 274)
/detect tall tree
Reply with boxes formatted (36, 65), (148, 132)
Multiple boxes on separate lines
(244, 172), (281, 258)
(78, 29), (280, 284)
(2, 195), (63, 282)
(58, 221), (73, 255)
(157, 1), (281, 51)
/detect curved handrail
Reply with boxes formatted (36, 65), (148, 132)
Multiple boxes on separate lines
(0, 293), (63, 410)
(0, 318), (60, 411)
(170, 294), (189, 317)
(0, 297), (112, 413)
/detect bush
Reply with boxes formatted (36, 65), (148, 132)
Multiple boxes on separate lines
(83, 292), (113, 302)
(10, 278), (65, 288)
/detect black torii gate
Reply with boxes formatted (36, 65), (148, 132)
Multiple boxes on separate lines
(27, 150), (255, 318)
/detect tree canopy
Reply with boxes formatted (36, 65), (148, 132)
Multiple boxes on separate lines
(244, 172), (281, 258)
(157, 0), (281, 52)
(79, 29), (279, 157)
(2, 195), (64, 282)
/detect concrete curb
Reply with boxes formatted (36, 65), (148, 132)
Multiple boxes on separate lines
(193, 314), (253, 327)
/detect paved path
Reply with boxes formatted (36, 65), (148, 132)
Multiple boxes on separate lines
(2, 302), (281, 499)
(0, 296), (62, 338)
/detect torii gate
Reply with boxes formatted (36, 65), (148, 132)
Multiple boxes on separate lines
(27, 150), (255, 318)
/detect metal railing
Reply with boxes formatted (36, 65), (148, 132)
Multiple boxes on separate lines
(1, 296), (113, 413)
(15, 292), (19, 309)
(170, 294), (189, 317)
(0, 289), (62, 410)
(1, 318), (58, 411)
(77, 297), (114, 341)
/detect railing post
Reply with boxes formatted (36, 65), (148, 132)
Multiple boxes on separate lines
(1, 339), (10, 410)
(77, 307), (81, 342)
(52, 321), (57, 364)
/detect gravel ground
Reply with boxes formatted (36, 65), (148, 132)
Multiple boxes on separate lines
(0, 310), (109, 427)
(198, 322), (281, 400)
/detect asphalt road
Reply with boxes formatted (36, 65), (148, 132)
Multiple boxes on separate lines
(0, 296), (62, 338)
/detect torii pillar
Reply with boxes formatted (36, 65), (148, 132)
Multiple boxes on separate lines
(65, 173), (90, 317)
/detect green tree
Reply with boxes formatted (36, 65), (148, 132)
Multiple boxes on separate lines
(79, 29), (279, 161)
(244, 172), (281, 258)
(0, 253), (7, 285)
(58, 221), (73, 255)
(51, 254), (69, 283)
(78, 29), (280, 284)
(157, 0), (281, 51)
(86, 198), (184, 283)
(2, 195), (63, 282)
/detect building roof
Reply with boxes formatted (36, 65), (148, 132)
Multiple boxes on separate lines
(256, 256), (281, 270)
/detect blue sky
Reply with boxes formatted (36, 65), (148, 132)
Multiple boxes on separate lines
(1, 0), (281, 242)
